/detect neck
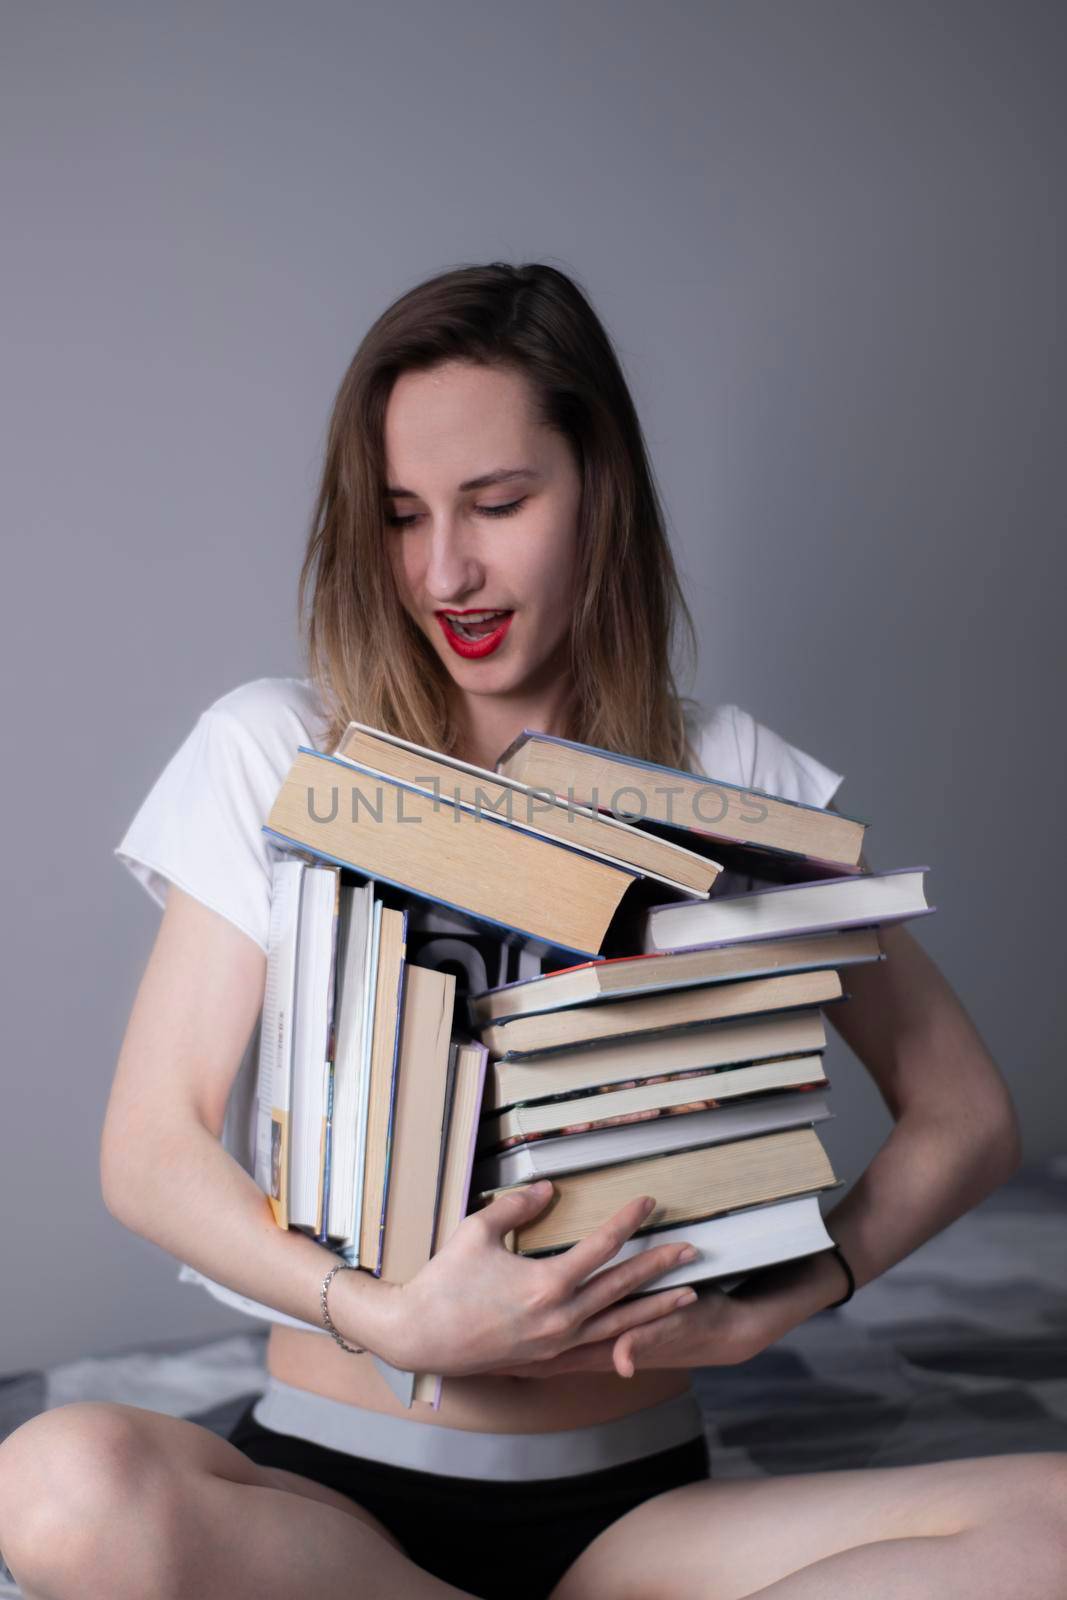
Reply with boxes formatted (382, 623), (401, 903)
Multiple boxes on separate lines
(450, 681), (576, 771)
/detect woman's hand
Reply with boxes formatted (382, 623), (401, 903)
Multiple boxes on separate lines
(483, 1280), (752, 1379)
(356, 1181), (703, 1377)
(483, 1248), (857, 1379)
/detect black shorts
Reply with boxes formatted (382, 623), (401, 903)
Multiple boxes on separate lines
(227, 1399), (711, 1600)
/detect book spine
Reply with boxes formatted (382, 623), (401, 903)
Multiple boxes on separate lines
(314, 872), (343, 1243)
(372, 914), (409, 1275)
(347, 896), (384, 1263)
(255, 858), (303, 1230)
(315, 1064), (334, 1245)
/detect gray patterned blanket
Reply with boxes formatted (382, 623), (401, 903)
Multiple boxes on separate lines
(3, 1157), (1065, 1594)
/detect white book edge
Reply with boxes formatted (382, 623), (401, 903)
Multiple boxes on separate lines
(254, 859), (304, 1223)
(290, 868), (341, 1230)
(327, 883), (376, 1240)
(576, 1192), (834, 1292)
(647, 870), (928, 950)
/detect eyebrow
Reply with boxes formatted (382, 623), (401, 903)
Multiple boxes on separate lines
(383, 466), (542, 498)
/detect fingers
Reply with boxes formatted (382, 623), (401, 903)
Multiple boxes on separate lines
(615, 1336), (640, 1380)
(612, 1297), (692, 1375)
(552, 1192), (659, 1291)
(568, 1233), (698, 1325)
(475, 1179), (555, 1241)
(490, 1339), (620, 1379)
(571, 1284), (697, 1348)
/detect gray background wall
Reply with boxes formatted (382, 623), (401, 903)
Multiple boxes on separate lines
(2, 1), (1063, 1370)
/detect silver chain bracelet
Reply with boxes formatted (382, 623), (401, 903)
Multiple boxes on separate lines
(320, 1261), (367, 1354)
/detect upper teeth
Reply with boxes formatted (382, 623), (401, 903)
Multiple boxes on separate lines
(448, 610), (507, 622)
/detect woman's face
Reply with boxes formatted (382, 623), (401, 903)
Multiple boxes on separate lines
(383, 361), (582, 707)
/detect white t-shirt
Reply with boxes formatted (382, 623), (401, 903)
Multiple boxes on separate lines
(114, 675), (844, 960)
(113, 677), (844, 1295)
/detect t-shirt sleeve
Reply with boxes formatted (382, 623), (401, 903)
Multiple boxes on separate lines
(730, 704), (845, 810)
(113, 704), (280, 954)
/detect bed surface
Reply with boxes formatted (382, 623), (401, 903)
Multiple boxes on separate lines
(3, 1157), (1066, 1593)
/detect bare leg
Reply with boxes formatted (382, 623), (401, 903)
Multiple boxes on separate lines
(0, 1401), (477, 1600)
(547, 1450), (1067, 1600)
(726, 1517), (1067, 1599)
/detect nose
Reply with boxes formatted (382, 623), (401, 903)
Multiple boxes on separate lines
(421, 514), (485, 604)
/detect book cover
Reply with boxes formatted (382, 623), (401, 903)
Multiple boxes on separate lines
(333, 722), (719, 896)
(254, 858), (305, 1229)
(313, 869), (343, 1243)
(263, 745), (637, 960)
(364, 907), (409, 1275)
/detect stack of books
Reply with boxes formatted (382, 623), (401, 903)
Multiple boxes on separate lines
(254, 856), (492, 1409)
(255, 721), (933, 1405)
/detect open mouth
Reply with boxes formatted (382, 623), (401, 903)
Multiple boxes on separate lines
(435, 609), (515, 658)
(438, 609), (512, 641)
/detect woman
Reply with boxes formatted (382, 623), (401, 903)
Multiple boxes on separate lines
(1, 262), (1063, 1600)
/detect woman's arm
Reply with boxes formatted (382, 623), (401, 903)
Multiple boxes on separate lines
(100, 886), (392, 1355)
(492, 814), (1025, 1378)
(613, 817), (1026, 1371)
(720, 906), (1023, 1352)
(103, 885), (695, 1376)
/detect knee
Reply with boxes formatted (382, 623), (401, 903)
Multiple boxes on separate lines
(0, 1402), (184, 1597)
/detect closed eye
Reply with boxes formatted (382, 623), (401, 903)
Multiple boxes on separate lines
(385, 498), (526, 529)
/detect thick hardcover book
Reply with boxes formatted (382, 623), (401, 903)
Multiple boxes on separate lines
(358, 907), (408, 1273)
(334, 721), (721, 896)
(288, 865), (342, 1234)
(326, 882), (377, 1243)
(575, 1192), (837, 1294)
(254, 859), (304, 1228)
(469, 926), (882, 1027)
(494, 728), (867, 870)
(474, 1086), (834, 1189)
(412, 1037), (491, 1410)
(313, 870), (343, 1243)
(480, 1125), (840, 1253)
(479, 1053), (828, 1151)
(486, 1006), (829, 1111)
(481, 969), (845, 1060)
(640, 866), (933, 953)
(264, 746), (638, 959)
(374, 964), (456, 1405)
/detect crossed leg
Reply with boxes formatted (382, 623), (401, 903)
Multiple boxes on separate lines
(5, 1403), (1066, 1600)
(547, 1448), (1067, 1600)
(0, 1401), (475, 1600)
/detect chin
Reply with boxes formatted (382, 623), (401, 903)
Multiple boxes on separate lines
(447, 658), (522, 689)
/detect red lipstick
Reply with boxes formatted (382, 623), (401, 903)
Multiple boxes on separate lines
(435, 610), (514, 659)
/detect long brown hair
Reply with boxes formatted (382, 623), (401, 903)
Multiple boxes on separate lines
(298, 262), (702, 770)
